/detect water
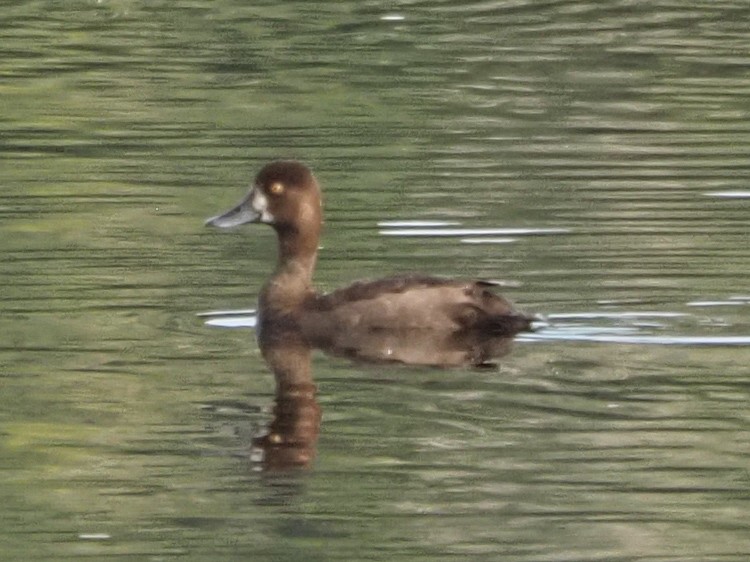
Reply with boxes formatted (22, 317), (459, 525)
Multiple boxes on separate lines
(3, 1), (750, 560)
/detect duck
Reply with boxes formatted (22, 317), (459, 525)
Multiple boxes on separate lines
(205, 160), (533, 362)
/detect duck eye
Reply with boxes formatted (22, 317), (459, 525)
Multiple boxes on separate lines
(268, 182), (284, 195)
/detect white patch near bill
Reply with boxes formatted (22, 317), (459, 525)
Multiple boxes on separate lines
(251, 189), (274, 223)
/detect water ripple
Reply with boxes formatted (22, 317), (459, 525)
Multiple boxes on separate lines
(526, 310), (750, 347)
(522, 332), (750, 346)
(705, 191), (750, 198)
(379, 227), (570, 237)
(198, 309), (257, 328)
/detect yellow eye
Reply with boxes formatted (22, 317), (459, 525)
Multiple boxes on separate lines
(269, 182), (284, 195)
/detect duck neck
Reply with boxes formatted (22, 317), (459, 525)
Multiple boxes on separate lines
(276, 224), (318, 283)
(262, 224), (319, 310)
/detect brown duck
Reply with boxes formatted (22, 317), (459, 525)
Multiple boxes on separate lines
(206, 160), (533, 366)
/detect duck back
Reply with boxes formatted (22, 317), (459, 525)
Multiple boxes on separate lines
(299, 275), (532, 347)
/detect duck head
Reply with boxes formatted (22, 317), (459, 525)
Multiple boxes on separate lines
(206, 160), (322, 235)
(206, 160), (323, 271)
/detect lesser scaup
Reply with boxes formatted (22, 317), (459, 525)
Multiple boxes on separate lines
(206, 161), (533, 362)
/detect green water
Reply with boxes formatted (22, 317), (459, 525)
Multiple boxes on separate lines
(2, 1), (750, 560)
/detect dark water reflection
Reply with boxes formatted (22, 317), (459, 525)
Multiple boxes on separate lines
(240, 309), (521, 472)
(4, 0), (750, 560)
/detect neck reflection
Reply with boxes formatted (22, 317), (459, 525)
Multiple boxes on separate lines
(252, 327), (320, 471)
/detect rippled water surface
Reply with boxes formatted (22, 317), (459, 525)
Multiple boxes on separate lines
(3, 1), (750, 560)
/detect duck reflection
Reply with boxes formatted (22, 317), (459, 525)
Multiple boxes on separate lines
(251, 320), (522, 471)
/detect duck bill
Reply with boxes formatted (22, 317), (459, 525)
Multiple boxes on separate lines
(205, 194), (260, 228)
